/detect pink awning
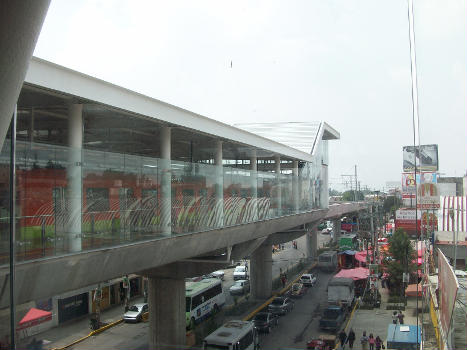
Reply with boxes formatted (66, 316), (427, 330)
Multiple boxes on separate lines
(334, 267), (369, 280)
(17, 308), (52, 331)
(355, 251), (374, 263)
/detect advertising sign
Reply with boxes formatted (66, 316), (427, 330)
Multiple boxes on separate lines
(395, 209), (421, 236)
(437, 249), (459, 338)
(403, 144), (439, 172)
(417, 183), (440, 209)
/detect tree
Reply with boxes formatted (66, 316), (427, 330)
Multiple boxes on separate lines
(383, 195), (401, 217)
(382, 228), (417, 295)
(342, 190), (364, 201)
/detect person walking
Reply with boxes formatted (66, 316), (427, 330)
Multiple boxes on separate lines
(338, 330), (347, 349)
(397, 310), (405, 324)
(375, 336), (382, 350)
(368, 333), (375, 350)
(392, 311), (398, 324)
(347, 329), (356, 349)
(360, 331), (369, 350)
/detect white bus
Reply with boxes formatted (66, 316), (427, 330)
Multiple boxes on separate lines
(186, 278), (225, 329)
(203, 320), (259, 350)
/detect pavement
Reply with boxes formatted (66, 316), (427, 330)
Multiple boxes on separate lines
(340, 284), (437, 350)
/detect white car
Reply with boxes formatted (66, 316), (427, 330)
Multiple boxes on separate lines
(233, 265), (248, 280)
(229, 280), (250, 295)
(211, 270), (225, 280)
(299, 273), (317, 287)
(123, 303), (148, 323)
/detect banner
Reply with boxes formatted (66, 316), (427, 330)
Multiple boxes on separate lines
(395, 209), (421, 236)
(403, 144), (439, 172)
(437, 249), (459, 338)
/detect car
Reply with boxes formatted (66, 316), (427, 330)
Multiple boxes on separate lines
(290, 283), (307, 298)
(299, 273), (317, 287)
(268, 297), (294, 316)
(229, 279), (250, 295)
(203, 270), (225, 281)
(233, 265), (248, 280)
(253, 312), (279, 333)
(123, 303), (148, 323)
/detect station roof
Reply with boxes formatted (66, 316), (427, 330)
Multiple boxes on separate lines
(24, 57), (337, 163)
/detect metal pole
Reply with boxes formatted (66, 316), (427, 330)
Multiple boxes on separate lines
(354, 165), (357, 201)
(9, 107), (17, 349)
(453, 208), (458, 271)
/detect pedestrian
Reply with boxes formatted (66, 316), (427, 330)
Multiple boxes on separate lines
(397, 310), (404, 325)
(369, 333), (375, 350)
(360, 331), (369, 350)
(338, 330), (347, 349)
(392, 311), (398, 324)
(281, 274), (287, 288)
(375, 336), (382, 350)
(347, 329), (356, 349)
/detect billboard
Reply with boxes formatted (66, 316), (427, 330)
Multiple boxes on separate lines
(395, 209), (421, 236)
(403, 144), (439, 172)
(437, 249), (459, 338)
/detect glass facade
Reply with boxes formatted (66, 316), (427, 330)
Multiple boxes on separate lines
(0, 85), (329, 266)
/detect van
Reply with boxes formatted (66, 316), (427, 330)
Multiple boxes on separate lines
(203, 320), (259, 350)
(233, 265), (248, 280)
(318, 251), (338, 272)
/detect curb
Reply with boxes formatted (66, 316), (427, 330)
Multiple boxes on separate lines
(243, 262), (317, 321)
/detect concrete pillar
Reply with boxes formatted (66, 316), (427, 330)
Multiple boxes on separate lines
(333, 219), (341, 243)
(305, 228), (318, 261)
(250, 151), (257, 221)
(67, 104), (82, 252)
(292, 160), (299, 213)
(160, 127), (171, 236)
(275, 155), (282, 216)
(215, 140), (224, 226)
(250, 244), (272, 300)
(321, 164), (328, 208)
(148, 277), (185, 350)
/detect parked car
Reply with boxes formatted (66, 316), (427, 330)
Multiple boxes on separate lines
(233, 265), (248, 280)
(268, 297), (294, 316)
(229, 280), (250, 295)
(319, 305), (346, 331)
(123, 303), (148, 323)
(253, 312), (279, 333)
(290, 283), (307, 298)
(203, 270), (225, 280)
(300, 273), (317, 287)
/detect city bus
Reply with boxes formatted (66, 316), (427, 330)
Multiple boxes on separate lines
(203, 320), (259, 350)
(318, 250), (338, 272)
(186, 278), (225, 329)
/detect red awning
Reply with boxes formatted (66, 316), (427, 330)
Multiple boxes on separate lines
(355, 251), (374, 263)
(334, 267), (369, 280)
(17, 308), (52, 331)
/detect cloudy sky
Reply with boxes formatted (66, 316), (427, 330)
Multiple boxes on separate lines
(33, 0), (466, 191)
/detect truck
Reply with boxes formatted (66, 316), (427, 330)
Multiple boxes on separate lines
(327, 277), (355, 309)
(318, 251), (338, 272)
(338, 234), (358, 251)
(319, 305), (346, 332)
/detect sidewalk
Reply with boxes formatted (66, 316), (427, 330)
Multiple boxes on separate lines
(19, 297), (144, 350)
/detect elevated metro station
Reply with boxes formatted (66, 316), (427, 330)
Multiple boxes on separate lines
(0, 57), (367, 349)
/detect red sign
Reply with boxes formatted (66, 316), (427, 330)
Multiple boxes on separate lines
(341, 223), (353, 232)
(437, 249), (459, 337)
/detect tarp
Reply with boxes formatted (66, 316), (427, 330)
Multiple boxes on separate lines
(355, 251), (373, 263)
(387, 324), (421, 350)
(17, 308), (52, 331)
(405, 283), (422, 297)
(334, 267), (369, 280)
(338, 250), (356, 255)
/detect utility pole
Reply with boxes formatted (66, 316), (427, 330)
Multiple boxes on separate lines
(354, 165), (358, 201)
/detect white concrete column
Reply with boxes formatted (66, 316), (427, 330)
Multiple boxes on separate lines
(275, 155), (282, 216)
(250, 244), (272, 300)
(305, 228), (318, 261)
(160, 127), (172, 236)
(148, 277), (185, 350)
(333, 219), (341, 243)
(292, 160), (299, 213)
(250, 151), (258, 221)
(215, 140), (224, 226)
(321, 164), (329, 208)
(67, 104), (82, 252)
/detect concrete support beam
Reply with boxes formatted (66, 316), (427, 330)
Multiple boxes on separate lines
(333, 219), (341, 243)
(215, 140), (224, 226)
(0, 0), (51, 148)
(292, 160), (299, 213)
(67, 104), (83, 252)
(250, 151), (258, 221)
(305, 228), (318, 261)
(148, 276), (185, 350)
(160, 126), (171, 236)
(250, 244), (272, 300)
(275, 155), (282, 216)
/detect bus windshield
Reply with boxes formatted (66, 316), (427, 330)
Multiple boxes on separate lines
(186, 297), (191, 313)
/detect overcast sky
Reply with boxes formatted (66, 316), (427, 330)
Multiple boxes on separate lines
(33, 0), (466, 192)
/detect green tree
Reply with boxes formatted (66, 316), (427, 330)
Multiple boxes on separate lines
(383, 195), (401, 217)
(383, 228), (417, 295)
(342, 190), (364, 201)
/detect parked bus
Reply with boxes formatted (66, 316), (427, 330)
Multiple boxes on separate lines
(318, 251), (338, 272)
(203, 320), (259, 350)
(186, 278), (225, 329)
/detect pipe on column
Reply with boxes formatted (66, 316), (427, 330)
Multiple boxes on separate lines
(275, 155), (282, 216)
(215, 140), (224, 226)
(292, 160), (299, 213)
(250, 151), (257, 221)
(160, 127), (172, 236)
(67, 104), (83, 253)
